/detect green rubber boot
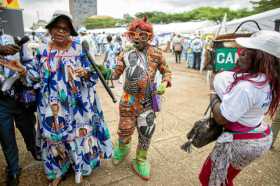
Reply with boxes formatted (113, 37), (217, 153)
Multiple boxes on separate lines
(131, 148), (150, 181)
(112, 141), (131, 166)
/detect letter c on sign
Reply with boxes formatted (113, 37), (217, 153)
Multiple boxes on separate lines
(217, 53), (225, 64)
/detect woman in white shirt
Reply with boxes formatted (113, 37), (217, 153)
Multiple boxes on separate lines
(199, 30), (280, 186)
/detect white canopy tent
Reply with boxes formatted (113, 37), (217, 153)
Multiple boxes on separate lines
(35, 26), (47, 33)
(153, 21), (215, 34)
(199, 8), (280, 34)
(24, 28), (33, 33)
(89, 27), (126, 34)
(88, 20), (215, 34)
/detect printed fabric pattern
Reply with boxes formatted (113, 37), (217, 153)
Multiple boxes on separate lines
(25, 41), (112, 180)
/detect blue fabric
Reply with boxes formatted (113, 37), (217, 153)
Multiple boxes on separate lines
(0, 103), (19, 175)
(187, 52), (194, 68)
(105, 43), (117, 69)
(0, 99), (36, 176)
(0, 34), (35, 102)
(25, 40), (112, 180)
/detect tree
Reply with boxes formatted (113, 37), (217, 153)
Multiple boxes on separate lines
(85, 16), (118, 29)
(250, 0), (280, 13)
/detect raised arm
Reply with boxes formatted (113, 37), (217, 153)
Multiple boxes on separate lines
(158, 52), (172, 87)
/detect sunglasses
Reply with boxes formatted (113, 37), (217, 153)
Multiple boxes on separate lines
(125, 31), (152, 41)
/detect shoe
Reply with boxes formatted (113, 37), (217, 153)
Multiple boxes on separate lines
(131, 148), (150, 181)
(6, 170), (21, 186)
(131, 159), (150, 181)
(112, 141), (130, 166)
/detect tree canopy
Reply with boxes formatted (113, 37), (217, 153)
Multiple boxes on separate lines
(250, 0), (280, 13)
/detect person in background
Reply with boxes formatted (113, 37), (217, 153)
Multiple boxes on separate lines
(103, 35), (117, 88)
(186, 36), (194, 68)
(101, 32), (107, 54)
(78, 27), (97, 57)
(41, 32), (51, 44)
(96, 33), (103, 55)
(183, 36), (191, 68)
(115, 35), (124, 84)
(172, 34), (183, 64)
(150, 34), (159, 48)
(28, 31), (41, 57)
(31, 31), (39, 43)
(191, 36), (203, 70)
(114, 35), (123, 56)
(0, 31), (40, 186)
(91, 33), (98, 56)
(200, 37), (210, 73)
(200, 30), (280, 186)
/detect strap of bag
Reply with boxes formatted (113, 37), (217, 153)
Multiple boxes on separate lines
(203, 96), (220, 117)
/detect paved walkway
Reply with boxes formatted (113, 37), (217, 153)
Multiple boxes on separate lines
(0, 53), (279, 186)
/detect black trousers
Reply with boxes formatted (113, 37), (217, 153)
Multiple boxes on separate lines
(0, 96), (36, 176)
(175, 51), (182, 64)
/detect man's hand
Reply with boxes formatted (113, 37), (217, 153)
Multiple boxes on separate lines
(156, 81), (168, 95)
(0, 44), (20, 56)
(0, 60), (26, 75)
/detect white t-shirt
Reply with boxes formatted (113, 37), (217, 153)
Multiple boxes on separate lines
(191, 38), (203, 53)
(214, 71), (271, 127)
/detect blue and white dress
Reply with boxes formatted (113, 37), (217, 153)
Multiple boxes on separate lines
(104, 43), (117, 69)
(25, 40), (112, 181)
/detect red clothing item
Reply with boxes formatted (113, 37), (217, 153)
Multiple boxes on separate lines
(199, 156), (241, 186)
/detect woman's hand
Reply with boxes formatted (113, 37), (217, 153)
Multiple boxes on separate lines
(8, 60), (26, 76)
(75, 67), (88, 78)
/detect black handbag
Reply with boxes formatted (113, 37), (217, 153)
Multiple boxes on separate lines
(181, 99), (223, 153)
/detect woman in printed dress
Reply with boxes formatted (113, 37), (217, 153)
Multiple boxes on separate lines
(18, 11), (112, 186)
(200, 30), (280, 185)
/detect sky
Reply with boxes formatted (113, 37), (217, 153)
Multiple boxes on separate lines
(21, 0), (253, 28)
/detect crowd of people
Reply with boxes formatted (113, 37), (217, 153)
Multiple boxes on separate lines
(170, 33), (211, 71)
(0, 9), (280, 186)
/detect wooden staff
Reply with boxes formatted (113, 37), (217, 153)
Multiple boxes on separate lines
(81, 41), (117, 103)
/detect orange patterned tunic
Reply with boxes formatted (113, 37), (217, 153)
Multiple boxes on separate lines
(112, 45), (172, 117)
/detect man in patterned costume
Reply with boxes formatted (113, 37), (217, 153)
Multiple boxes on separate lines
(108, 17), (172, 180)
